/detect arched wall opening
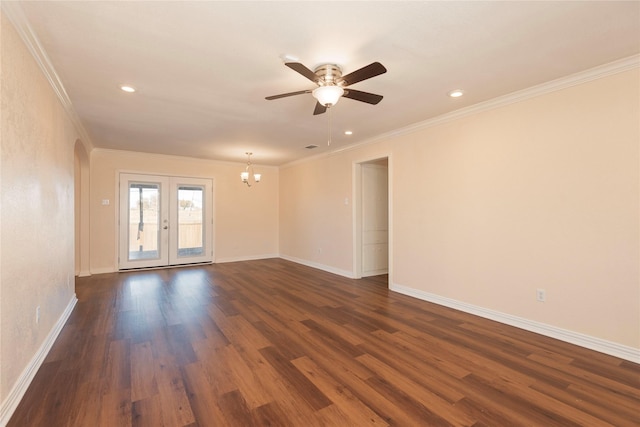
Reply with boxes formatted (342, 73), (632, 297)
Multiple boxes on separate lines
(74, 139), (91, 276)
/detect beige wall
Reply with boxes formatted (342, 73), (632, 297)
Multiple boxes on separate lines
(89, 149), (278, 273)
(2, 10), (638, 415)
(280, 155), (354, 274)
(280, 69), (640, 349)
(74, 141), (90, 276)
(1, 13), (78, 402)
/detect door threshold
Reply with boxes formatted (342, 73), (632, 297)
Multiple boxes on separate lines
(119, 261), (213, 272)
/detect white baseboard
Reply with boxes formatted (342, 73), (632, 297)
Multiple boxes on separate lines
(363, 269), (389, 277)
(0, 295), (78, 425)
(76, 270), (91, 277)
(90, 266), (116, 275)
(91, 256), (279, 272)
(390, 283), (640, 364)
(279, 254), (355, 279)
(215, 254), (279, 264)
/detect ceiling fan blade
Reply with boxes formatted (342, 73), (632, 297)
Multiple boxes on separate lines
(338, 62), (387, 86)
(265, 89), (311, 100)
(343, 89), (383, 105)
(313, 102), (327, 115)
(285, 62), (320, 83)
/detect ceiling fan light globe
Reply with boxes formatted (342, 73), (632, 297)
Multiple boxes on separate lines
(313, 85), (344, 107)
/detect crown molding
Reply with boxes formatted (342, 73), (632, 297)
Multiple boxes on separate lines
(92, 147), (278, 169)
(385, 54), (640, 139)
(281, 54), (640, 169)
(3, 2), (636, 166)
(2, 2), (95, 152)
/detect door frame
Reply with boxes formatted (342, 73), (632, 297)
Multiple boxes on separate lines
(115, 171), (215, 270)
(352, 154), (393, 285)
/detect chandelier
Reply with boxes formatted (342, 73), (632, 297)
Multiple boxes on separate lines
(240, 152), (261, 187)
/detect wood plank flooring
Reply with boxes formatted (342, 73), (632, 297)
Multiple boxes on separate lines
(8, 259), (640, 426)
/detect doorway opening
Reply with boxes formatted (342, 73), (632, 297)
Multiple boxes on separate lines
(354, 157), (390, 286)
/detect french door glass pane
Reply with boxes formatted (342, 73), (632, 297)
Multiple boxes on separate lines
(128, 183), (160, 260)
(177, 186), (204, 257)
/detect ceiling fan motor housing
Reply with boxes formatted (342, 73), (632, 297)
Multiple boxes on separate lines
(314, 64), (343, 86)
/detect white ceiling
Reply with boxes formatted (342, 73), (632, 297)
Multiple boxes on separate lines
(8, 1), (640, 166)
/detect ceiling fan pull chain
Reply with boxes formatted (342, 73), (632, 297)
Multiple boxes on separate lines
(328, 106), (332, 146)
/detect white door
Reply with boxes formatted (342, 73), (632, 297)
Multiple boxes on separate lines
(119, 173), (213, 269)
(361, 163), (389, 276)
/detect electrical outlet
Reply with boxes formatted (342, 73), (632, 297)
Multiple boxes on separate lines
(36, 306), (41, 323)
(536, 289), (546, 302)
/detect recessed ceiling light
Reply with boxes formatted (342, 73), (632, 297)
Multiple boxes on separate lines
(344, 131), (353, 135)
(120, 85), (136, 93)
(448, 89), (464, 98)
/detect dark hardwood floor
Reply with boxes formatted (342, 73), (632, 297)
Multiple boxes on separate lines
(8, 259), (640, 426)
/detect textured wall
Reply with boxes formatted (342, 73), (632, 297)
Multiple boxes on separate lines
(1, 14), (77, 402)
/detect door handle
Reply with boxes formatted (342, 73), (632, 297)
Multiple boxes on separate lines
(163, 226), (168, 230)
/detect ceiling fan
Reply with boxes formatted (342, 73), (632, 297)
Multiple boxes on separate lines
(266, 61), (387, 115)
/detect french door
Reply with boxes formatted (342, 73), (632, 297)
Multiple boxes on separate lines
(119, 173), (213, 269)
